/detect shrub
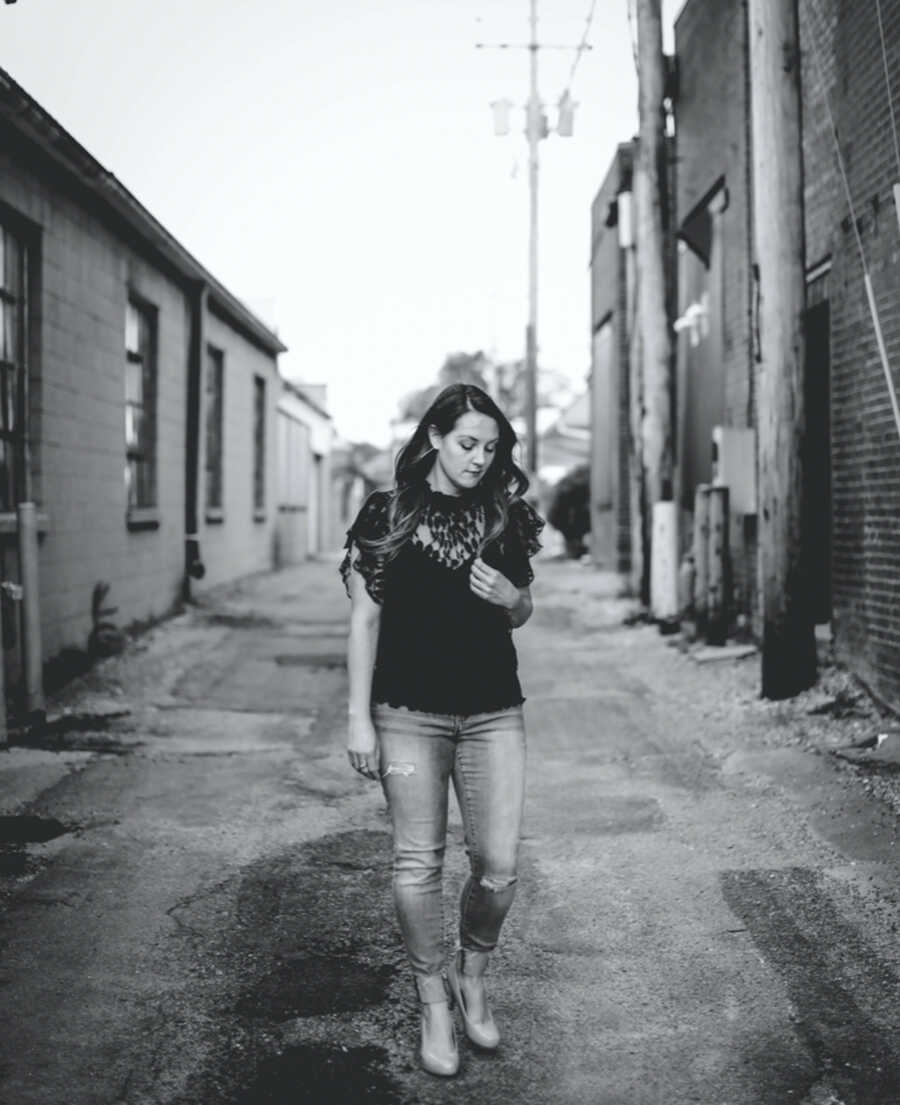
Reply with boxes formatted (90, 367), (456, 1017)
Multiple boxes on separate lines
(547, 464), (590, 558)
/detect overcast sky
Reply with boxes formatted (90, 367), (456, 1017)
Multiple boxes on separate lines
(4, 0), (679, 445)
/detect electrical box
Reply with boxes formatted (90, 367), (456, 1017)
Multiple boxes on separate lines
(711, 426), (756, 515)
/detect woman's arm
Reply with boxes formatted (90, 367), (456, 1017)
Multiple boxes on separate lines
(469, 558), (534, 629)
(346, 564), (382, 779)
(506, 586), (533, 629)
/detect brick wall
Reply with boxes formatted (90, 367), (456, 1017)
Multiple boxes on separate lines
(801, 0), (839, 269)
(806, 0), (900, 709)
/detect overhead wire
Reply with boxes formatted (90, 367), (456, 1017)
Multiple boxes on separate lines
(562, 0), (598, 94)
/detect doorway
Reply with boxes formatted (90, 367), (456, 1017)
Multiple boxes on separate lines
(804, 295), (832, 625)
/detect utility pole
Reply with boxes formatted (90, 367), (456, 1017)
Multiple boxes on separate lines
(747, 0), (816, 697)
(481, 4), (587, 480)
(634, 0), (676, 617)
(634, 0), (673, 506)
(525, 0), (539, 477)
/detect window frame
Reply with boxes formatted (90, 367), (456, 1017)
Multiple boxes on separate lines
(0, 221), (29, 513)
(124, 295), (159, 527)
(204, 344), (225, 520)
(252, 374), (266, 520)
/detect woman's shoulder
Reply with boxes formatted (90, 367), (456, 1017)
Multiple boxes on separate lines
(507, 496), (544, 532)
(361, 488), (393, 512)
(504, 496), (545, 555)
(349, 488), (394, 537)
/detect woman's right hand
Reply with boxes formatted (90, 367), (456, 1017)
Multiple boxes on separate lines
(347, 714), (380, 780)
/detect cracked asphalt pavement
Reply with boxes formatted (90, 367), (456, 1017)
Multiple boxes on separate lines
(0, 555), (898, 1105)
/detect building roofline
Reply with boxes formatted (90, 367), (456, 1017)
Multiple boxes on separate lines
(281, 377), (333, 421)
(0, 67), (287, 357)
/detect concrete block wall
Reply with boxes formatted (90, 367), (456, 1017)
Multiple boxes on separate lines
(0, 145), (283, 675)
(196, 312), (280, 590)
(808, 0), (900, 709)
(0, 154), (187, 658)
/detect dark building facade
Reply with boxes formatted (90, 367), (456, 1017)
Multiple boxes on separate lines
(673, 0), (758, 622)
(669, 0), (900, 709)
(589, 142), (635, 575)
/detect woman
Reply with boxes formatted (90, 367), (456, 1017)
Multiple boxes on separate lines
(340, 383), (543, 1077)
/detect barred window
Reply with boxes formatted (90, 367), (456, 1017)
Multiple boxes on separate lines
(253, 375), (265, 514)
(205, 346), (224, 511)
(125, 299), (157, 510)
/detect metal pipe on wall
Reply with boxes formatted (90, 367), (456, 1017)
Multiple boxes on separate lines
(17, 501), (44, 718)
(184, 281), (208, 598)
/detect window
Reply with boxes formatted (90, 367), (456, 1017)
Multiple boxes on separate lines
(253, 375), (266, 515)
(0, 224), (27, 512)
(125, 299), (157, 511)
(205, 346), (224, 512)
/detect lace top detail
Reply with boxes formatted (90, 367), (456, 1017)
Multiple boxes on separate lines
(339, 484), (545, 715)
(340, 486), (544, 604)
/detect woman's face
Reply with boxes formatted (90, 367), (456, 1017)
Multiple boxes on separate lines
(428, 410), (499, 494)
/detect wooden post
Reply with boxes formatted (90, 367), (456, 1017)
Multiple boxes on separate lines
(707, 485), (729, 646)
(693, 484), (711, 635)
(629, 321), (648, 603)
(634, 0), (674, 509)
(748, 0), (816, 696)
(651, 501), (679, 622)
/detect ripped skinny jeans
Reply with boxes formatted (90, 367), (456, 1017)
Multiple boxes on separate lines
(373, 703), (526, 1003)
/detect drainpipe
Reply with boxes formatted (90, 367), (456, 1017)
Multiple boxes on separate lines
(18, 502), (44, 719)
(184, 281), (207, 600)
(17, 320), (44, 722)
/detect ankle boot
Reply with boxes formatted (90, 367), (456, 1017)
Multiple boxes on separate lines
(447, 947), (500, 1050)
(416, 975), (459, 1077)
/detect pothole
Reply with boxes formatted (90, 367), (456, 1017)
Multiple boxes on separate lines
(0, 815), (69, 877)
(0, 851), (28, 876)
(12, 710), (134, 752)
(236, 1044), (400, 1105)
(236, 954), (396, 1019)
(0, 815), (69, 844)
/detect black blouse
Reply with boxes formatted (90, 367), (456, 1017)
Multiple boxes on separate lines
(340, 485), (544, 715)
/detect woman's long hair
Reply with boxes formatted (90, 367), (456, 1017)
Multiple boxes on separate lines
(364, 383), (529, 563)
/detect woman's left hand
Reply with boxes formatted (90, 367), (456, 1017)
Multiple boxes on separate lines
(470, 557), (519, 610)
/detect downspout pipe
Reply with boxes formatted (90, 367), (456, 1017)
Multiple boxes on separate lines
(184, 280), (207, 599)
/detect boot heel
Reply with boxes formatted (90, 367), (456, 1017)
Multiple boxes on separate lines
(416, 976), (459, 1077)
(447, 948), (500, 1051)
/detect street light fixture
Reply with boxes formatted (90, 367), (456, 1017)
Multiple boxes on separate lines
(485, 2), (582, 481)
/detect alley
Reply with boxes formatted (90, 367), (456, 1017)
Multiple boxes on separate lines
(1, 556), (899, 1105)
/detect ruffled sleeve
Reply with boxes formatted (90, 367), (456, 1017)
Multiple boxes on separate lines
(502, 498), (545, 588)
(339, 490), (392, 604)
